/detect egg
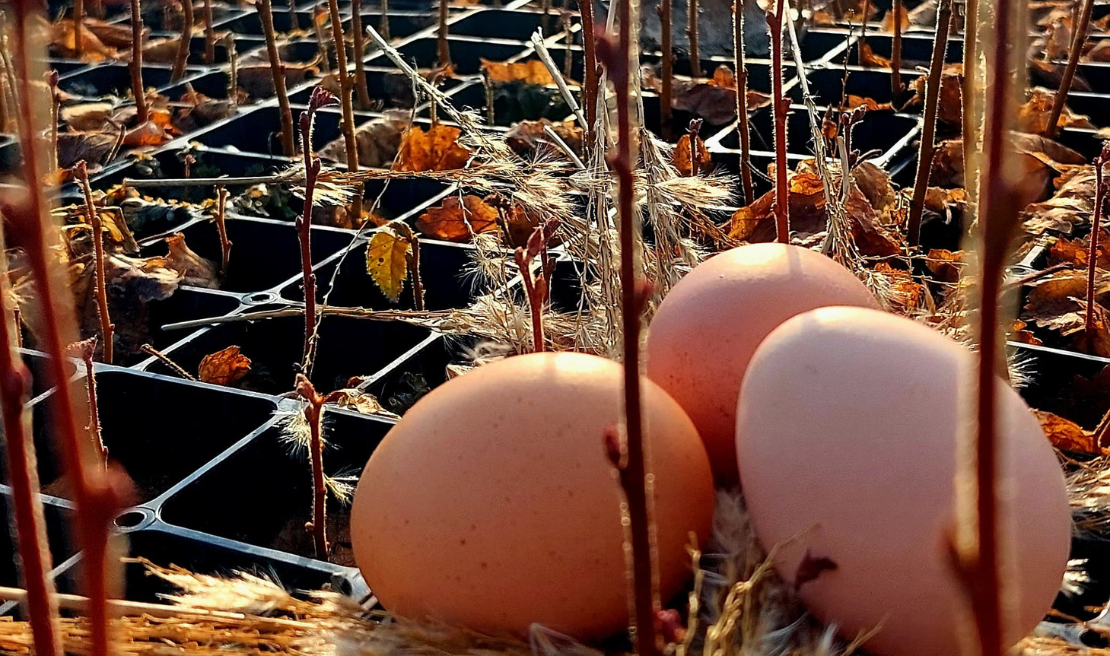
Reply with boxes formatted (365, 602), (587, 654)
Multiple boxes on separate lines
(646, 243), (878, 485)
(735, 307), (1071, 656)
(350, 352), (715, 640)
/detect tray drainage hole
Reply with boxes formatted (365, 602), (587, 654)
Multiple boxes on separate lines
(246, 291), (276, 305)
(114, 510), (147, 529)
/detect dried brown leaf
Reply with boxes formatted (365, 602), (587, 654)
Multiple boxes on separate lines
(198, 346), (252, 386)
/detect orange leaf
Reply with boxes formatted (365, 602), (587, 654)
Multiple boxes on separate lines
(198, 346), (252, 386)
(480, 59), (555, 85)
(858, 41), (891, 67)
(394, 125), (472, 172)
(673, 134), (711, 176)
(1033, 410), (1110, 456)
(416, 195), (501, 242)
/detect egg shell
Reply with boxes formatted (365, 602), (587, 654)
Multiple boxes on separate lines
(646, 243), (878, 485)
(735, 306), (1071, 656)
(350, 352), (715, 640)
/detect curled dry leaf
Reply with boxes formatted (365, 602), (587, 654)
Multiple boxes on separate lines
(925, 248), (963, 283)
(873, 262), (927, 312)
(1049, 230), (1110, 269)
(366, 230), (412, 303)
(845, 95), (894, 112)
(198, 346), (252, 386)
(1017, 87), (1096, 134)
(858, 41), (891, 68)
(673, 134), (711, 176)
(1033, 410), (1110, 456)
(642, 64), (772, 125)
(323, 389), (401, 419)
(416, 195), (500, 242)
(61, 103), (116, 132)
(1024, 165), (1100, 235)
(1010, 320), (1044, 345)
(47, 17), (118, 60)
(394, 125), (473, 173)
(908, 64), (963, 124)
(321, 113), (408, 169)
(480, 59), (556, 85)
(164, 233), (219, 289)
(505, 119), (584, 160)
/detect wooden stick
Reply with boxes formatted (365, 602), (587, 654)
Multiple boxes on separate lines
(1045, 0), (1094, 137)
(962, 0), (980, 212)
(595, 19), (660, 656)
(906, 0), (953, 247)
(46, 72), (59, 175)
(259, 0), (296, 156)
(203, 0), (215, 64)
(733, 0), (754, 204)
(768, 0), (789, 243)
(891, 0), (903, 105)
(171, 0), (193, 81)
(129, 0), (148, 123)
(76, 161), (114, 364)
(288, 0), (299, 30)
(686, 0), (701, 78)
(580, 0), (598, 134)
(660, 0), (673, 140)
(139, 345), (196, 380)
(1086, 145), (1109, 353)
(215, 185), (232, 278)
(299, 88), (337, 365)
(72, 338), (108, 463)
(351, 0), (372, 109)
(295, 374), (329, 559)
(437, 0), (450, 67)
(327, 0), (363, 220)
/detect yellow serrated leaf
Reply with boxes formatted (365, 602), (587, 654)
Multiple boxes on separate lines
(367, 231), (411, 302)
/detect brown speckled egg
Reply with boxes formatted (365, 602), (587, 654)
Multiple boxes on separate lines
(736, 307), (1071, 656)
(646, 243), (877, 485)
(350, 352), (715, 640)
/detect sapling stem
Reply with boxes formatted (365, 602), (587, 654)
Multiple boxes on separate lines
(686, 118), (702, 176)
(562, 12), (574, 80)
(46, 71), (59, 175)
(1086, 145), (1109, 353)
(299, 88), (338, 366)
(314, 5), (332, 72)
(482, 68), (494, 124)
(733, 0), (754, 204)
(203, 0), (215, 64)
(7, 3), (130, 655)
(351, 0), (372, 109)
(0, 68), (10, 133)
(228, 37), (238, 103)
(437, 0), (450, 66)
(171, 0), (192, 81)
(380, 0), (391, 40)
(0, 196), (61, 656)
(595, 22), (660, 656)
(215, 185), (231, 278)
(580, 0), (598, 133)
(1045, 0), (1094, 137)
(405, 228), (424, 311)
(859, 0), (870, 54)
(906, 0), (953, 248)
(184, 153), (194, 178)
(513, 221), (558, 352)
(289, 0), (299, 29)
(327, 0), (363, 219)
(686, 0), (701, 79)
(72, 338), (107, 464)
(139, 345), (196, 380)
(129, 0), (149, 124)
(950, 0), (1023, 648)
(259, 0), (296, 156)
(768, 0), (789, 243)
(962, 0), (980, 202)
(294, 374), (329, 559)
(74, 0), (84, 56)
(891, 0), (903, 104)
(660, 0), (673, 140)
(76, 161), (114, 364)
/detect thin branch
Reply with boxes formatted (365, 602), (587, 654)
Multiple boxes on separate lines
(891, 0), (903, 105)
(734, 0), (754, 204)
(351, 0), (372, 109)
(129, 0), (148, 123)
(139, 345), (196, 380)
(962, 0), (980, 215)
(906, 0), (953, 247)
(72, 338), (107, 464)
(686, 0), (701, 78)
(437, 0), (450, 67)
(260, 0), (296, 157)
(294, 374), (329, 560)
(299, 88), (338, 368)
(76, 161), (114, 364)
(327, 0), (363, 219)
(215, 185), (232, 278)
(203, 0), (215, 64)
(1045, 0), (1094, 137)
(531, 32), (588, 129)
(660, 0), (673, 140)
(580, 0), (598, 134)
(768, 0), (789, 243)
(171, 0), (193, 81)
(1086, 144), (1109, 353)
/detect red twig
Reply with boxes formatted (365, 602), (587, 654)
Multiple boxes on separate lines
(686, 0), (701, 78)
(1086, 144), (1110, 353)
(686, 118), (703, 176)
(299, 88), (338, 366)
(215, 185), (232, 278)
(71, 338), (108, 464)
(891, 0), (903, 105)
(76, 161), (114, 364)
(46, 72), (59, 175)
(327, 0), (363, 219)
(259, 0), (295, 156)
(380, 0), (391, 40)
(595, 24), (660, 656)
(962, 0), (979, 184)
(581, 0), (598, 133)
(513, 220), (559, 352)
(1045, 0), (1094, 138)
(351, 0), (372, 109)
(0, 218), (60, 656)
(129, 0), (148, 123)
(6, 5), (131, 656)
(768, 0), (789, 243)
(203, 0), (215, 64)
(171, 0), (192, 81)
(294, 374), (329, 559)
(659, 0), (673, 140)
(906, 0), (953, 247)
(437, 0), (450, 67)
(733, 0), (754, 204)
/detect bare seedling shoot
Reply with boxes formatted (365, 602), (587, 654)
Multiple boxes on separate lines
(76, 160), (114, 364)
(46, 71), (59, 175)
(1045, 0), (1095, 137)
(299, 87), (338, 363)
(129, 0), (149, 123)
(295, 374), (329, 559)
(438, 0), (450, 67)
(203, 0), (216, 63)
(514, 221), (559, 352)
(351, 0), (372, 109)
(660, 0), (673, 140)
(687, 118), (703, 176)
(72, 338), (108, 464)
(171, 0), (193, 81)
(327, 0), (364, 220)
(314, 4), (332, 72)
(891, 0), (903, 104)
(215, 185), (232, 278)
(1086, 144), (1110, 353)
(962, 0), (980, 183)
(259, 0), (296, 156)
(768, 0), (789, 243)
(733, 0), (754, 203)
(580, 0), (598, 132)
(595, 20), (661, 656)
(687, 0), (701, 79)
(140, 344), (197, 380)
(906, 0), (953, 247)
(380, 0), (391, 40)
